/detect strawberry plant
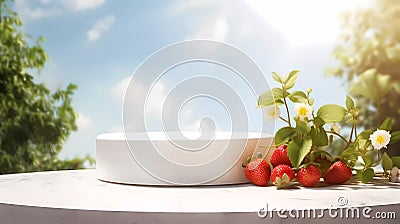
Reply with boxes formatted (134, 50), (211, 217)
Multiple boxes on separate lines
(256, 70), (400, 186)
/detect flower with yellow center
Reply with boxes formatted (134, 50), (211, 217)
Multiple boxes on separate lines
(294, 103), (313, 121)
(369, 129), (391, 150)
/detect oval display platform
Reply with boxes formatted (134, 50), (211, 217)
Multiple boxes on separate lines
(96, 132), (274, 186)
(0, 170), (399, 224)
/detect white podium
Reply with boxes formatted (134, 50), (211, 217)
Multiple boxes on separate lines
(0, 170), (399, 224)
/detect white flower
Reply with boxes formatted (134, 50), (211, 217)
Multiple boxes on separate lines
(390, 167), (399, 183)
(294, 103), (313, 121)
(369, 129), (391, 150)
(330, 123), (341, 133)
(265, 105), (280, 120)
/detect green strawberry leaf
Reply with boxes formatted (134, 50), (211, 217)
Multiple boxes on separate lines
(258, 90), (275, 107)
(340, 146), (360, 162)
(288, 90), (308, 103)
(310, 127), (328, 147)
(345, 95), (355, 111)
(296, 120), (311, 135)
(382, 152), (393, 171)
(312, 116), (325, 127)
(258, 88), (291, 107)
(317, 104), (347, 123)
(284, 70), (300, 90)
(272, 87), (290, 99)
(356, 130), (373, 141)
(356, 139), (369, 151)
(287, 138), (312, 169)
(274, 127), (296, 145)
(272, 72), (284, 84)
(310, 150), (334, 162)
(389, 130), (400, 145)
(391, 156), (400, 168)
(357, 168), (374, 183)
(379, 118), (393, 131)
(354, 157), (366, 170)
(362, 155), (373, 168)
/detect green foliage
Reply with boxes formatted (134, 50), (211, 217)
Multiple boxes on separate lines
(392, 156), (400, 168)
(349, 69), (392, 105)
(310, 127), (328, 147)
(0, 0), (93, 174)
(274, 127), (296, 145)
(260, 70), (348, 168)
(382, 152), (393, 171)
(379, 118), (393, 131)
(288, 91), (308, 104)
(357, 168), (374, 183)
(345, 95), (355, 111)
(389, 131), (400, 145)
(317, 105), (347, 124)
(287, 138), (312, 169)
(326, 0), (400, 131)
(260, 70), (400, 185)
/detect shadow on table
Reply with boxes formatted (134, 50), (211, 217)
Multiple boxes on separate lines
(200, 177), (400, 191)
(303, 177), (400, 191)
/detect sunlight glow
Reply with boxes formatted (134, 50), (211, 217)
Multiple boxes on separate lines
(246, 0), (371, 47)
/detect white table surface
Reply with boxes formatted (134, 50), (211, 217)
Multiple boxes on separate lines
(0, 169), (399, 224)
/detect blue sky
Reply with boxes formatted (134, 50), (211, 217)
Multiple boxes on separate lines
(12, 0), (370, 159)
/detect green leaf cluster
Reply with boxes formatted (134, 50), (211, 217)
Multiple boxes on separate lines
(260, 69), (400, 184)
(258, 70), (306, 108)
(260, 71), (351, 168)
(326, 0), (400, 155)
(0, 1), (93, 174)
(340, 118), (400, 183)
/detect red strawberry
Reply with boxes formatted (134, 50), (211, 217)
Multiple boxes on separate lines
(245, 158), (271, 186)
(270, 145), (292, 167)
(297, 165), (321, 187)
(270, 164), (295, 189)
(324, 161), (352, 184)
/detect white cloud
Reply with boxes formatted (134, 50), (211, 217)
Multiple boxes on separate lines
(58, 0), (105, 11)
(187, 16), (229, 42)
(111, 76), (173, 131)
(245, 0), (370, 47)
(14, 0), (62, 19)
(111, 76), (131, 105)
(176, 0), (229, 42)
(76, 113), (92, 130)
(177, 0), (370, 47)
(14, 0), (107, 20)
(111, 76), (167, 115)
(174, 0), (214, 12)
(87, 15), (116, 42)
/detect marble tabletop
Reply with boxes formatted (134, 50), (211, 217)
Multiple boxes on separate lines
(0, 169), (399, 224)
